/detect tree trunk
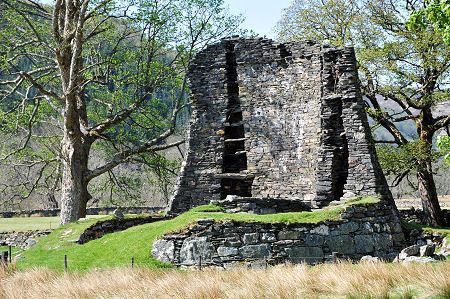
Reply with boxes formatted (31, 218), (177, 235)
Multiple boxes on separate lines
(78, 183), (92, 219)
(60, 132), (92, 225)
(415, 114), (445, 226)
(417, 160), (445, 226)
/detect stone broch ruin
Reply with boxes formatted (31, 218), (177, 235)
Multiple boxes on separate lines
(153, 38), (406, 267)
(169, 37), (392, 213)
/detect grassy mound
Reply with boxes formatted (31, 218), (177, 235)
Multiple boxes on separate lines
(18, 197), (378, 271)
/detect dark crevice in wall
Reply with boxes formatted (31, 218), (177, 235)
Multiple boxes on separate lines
(220, 178), (253, 199)
(333, 99), (349, 201)
(278, 43), (292, 67)
(317, 51), (349, 206)
(221, 41), (252, 199)
(317, 95), (349, 205)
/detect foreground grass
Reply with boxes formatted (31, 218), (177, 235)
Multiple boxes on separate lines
(1, 261), (449, 298)
(18, 199), (377, 271)
(0, 215), (107, 232)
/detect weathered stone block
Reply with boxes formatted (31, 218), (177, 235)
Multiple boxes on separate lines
(355, 235), (375, 254)
(243, 233), (259, 245)
(179, 236), (215, 265)
(310, 225), (329, 236)
(399, 245), (420, 260)
(217, 246), (239, 257)
(278, 230), (302, 240)
(325, 235), (356, 255)
(239, 244), (271, 258)
(303, 234), (324, 247)
(152, 239), (175, 263)
(284, 246), (324, 263)
(373, 233), (393, 251)
(337, 222), (359, 234)
(261, 232), (277, 242)
(419, 244), (435, 257)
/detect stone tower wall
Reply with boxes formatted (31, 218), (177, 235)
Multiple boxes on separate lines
(169, 38), (392, 214)
(236, 40), (323, 204)
(169, 43), (228, 212)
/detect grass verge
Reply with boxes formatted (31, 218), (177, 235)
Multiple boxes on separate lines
(16, 197), (379, 271)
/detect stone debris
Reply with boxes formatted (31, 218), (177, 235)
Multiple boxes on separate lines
(419, 244), (435, 257)
(398, 245), (420, 260)
(112, 208), (124, 220)
(0, 230), (51, 249)
(152, 240), (175, 263)
(401, 256), (436, 263)
(395, 241), (446, 263)
(360, 255), (380, 262)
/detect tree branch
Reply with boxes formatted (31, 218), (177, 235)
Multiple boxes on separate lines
(434, 115), (450, 131)
(86, 137), (184, 181)
(366, 93), (408, 145)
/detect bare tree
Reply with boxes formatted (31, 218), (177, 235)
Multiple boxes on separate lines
(0, 0), (243, 223)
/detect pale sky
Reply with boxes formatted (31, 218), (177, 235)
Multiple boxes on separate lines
(39, 0), (292, 38)
(224, 0), (292, 38)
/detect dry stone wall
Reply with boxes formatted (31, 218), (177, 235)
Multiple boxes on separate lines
(170, 37), (392, 214)
(0, 206), (164, 218)
(153, 202), (405, 267)
(0, 230), (51, 249)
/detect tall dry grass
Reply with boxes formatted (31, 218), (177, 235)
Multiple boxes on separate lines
(1, 261), (449, 299)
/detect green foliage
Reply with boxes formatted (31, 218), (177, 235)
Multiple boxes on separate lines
(189, 204), (225, 212)
(377, 141), (439, 176)
(408, 0), (450, 45)
(437, 136), (450, 165)
(276, 1), (450, 210)
(275, 0), (371, 47)
(276, 0), (450, 106)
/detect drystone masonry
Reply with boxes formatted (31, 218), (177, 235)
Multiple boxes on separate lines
(211, 196), (312, 214)
(169, 37), (392, 214)
(76, 215), (170, 244)
(0, 206), (165, 218)
(153, 202), (405, 267)
(0, 230), (52, 249)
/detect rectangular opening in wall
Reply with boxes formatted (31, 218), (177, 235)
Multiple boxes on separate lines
(225, 124), (245, 139)
(220, 178), (253, 199)
(227, 110), (243, 123)
(223, 152), (247, 173)
(220, 40), (252, 198)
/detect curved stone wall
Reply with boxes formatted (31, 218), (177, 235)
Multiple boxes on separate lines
(153, 202), (405, 268)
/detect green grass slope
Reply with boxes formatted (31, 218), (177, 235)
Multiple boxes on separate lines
(18, 197), (379, 271)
